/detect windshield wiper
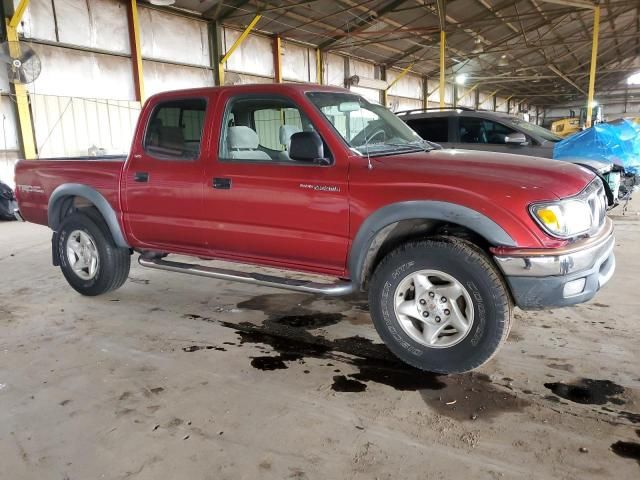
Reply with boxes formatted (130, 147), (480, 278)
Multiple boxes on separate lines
(379, 140), (438, 152)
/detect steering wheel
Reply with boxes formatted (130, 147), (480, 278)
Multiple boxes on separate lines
(356, 128), (386, 146)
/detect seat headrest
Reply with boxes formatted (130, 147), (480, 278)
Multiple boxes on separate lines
(279, 124), (302, 146)
(228, 126), (259, 149)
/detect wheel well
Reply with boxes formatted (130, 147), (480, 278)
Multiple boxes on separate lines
(51, 195), (100, 230)
(358, 219), (492, 290)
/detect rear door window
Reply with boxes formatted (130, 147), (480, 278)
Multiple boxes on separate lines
(144, 98), (207, 160)
(405, 117), (449, 142)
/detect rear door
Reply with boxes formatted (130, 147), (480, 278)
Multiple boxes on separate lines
(404, 115), (453, 148)
(122, 96), (210, 252)
(201, 92), (350, 275)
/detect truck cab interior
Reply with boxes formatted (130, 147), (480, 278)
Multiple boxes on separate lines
(219, 96), (327, 163)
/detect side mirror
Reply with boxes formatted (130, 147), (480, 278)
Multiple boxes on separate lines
(505, 132), (527, 145)
(289, 131), (328, 164)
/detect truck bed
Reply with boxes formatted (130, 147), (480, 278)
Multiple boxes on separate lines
(14, 156), (126, 227)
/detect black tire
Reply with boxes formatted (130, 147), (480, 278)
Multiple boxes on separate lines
(58, 211), (130, 296)
(0, 199), (16, 220)
(368, 237), (512, 374)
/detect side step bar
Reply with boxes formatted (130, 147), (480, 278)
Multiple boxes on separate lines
(138, 256), (355, 296)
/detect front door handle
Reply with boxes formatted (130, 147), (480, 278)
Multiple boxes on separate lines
(213, 177), (232, 190)
(134, 172), (149, 183)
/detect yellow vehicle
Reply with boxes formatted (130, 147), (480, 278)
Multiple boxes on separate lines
(550, 106), (602, 138)
(551, 116), (580, 137)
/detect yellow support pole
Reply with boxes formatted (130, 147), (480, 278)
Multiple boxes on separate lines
(386, 63), (415, 92)
(585, 5), (600, 128)
(6, 0), (36, 160)
(316, 49), (323, 84)
(8, 0), (30, 29)
(439, 30), (446, 108)
(495, 94), (513, 111)
(478, 89), (499, 108)
(384, 63), (414, 109)
(127, 0), (145, 102)
(456, 83), (479, 104)
(219, 14), (261, 85)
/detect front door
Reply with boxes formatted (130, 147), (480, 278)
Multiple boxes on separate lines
(202, 93), (350, 275)
(122, 96), (209, 252)
(452, 116), (531, 155)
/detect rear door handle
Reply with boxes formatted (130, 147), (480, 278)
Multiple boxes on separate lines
(134, 172), (149, 183)
(213, 177), (232, 189)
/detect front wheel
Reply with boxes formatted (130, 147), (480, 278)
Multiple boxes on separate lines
(368, 237), (512, 374)
(58, 211), (130, 296)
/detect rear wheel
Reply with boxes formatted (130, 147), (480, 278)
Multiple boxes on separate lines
(58, 211), (130, 296)
(368, 237), (512, 374)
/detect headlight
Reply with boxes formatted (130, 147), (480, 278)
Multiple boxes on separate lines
(530, 198), (593, 238)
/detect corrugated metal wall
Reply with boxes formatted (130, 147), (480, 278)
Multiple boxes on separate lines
(2, 0), (215, 161)
(31, 95), (140, 158)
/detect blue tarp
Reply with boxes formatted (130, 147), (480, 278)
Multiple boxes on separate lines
(553, 118), (640, 174)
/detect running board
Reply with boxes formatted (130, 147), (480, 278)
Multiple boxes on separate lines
(138, 256), (355, 296)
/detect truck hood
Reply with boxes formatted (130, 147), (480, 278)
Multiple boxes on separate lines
(374, 148), (596, 199)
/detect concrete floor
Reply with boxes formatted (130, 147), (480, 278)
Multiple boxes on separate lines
(1, 200), (639, 480)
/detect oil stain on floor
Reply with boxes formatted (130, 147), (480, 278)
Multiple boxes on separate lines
(180, 293), (531, 422)
(544, 379), (626, 405)
(611, 440), (640, 465)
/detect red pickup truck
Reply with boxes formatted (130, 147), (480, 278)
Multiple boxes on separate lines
(15, 84), (615, 374)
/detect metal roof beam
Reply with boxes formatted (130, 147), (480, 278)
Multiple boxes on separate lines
(317, 0), (408, 49)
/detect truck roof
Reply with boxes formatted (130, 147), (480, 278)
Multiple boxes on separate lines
(147, 83), (349, 101)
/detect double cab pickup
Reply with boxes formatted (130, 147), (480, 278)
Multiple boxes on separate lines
(15, 84), (615, 373)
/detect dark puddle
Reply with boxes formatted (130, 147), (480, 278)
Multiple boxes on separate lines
(273, 313), (345, 329)
(251, 356), (289, 370)
(332, 375), (367, 392)
(544, 379), (625, 405)
(181, 295), (530, 421)
(611, 441), (640, 465)
(182, 345), (226, 352)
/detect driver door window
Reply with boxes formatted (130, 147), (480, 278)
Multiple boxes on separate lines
(219, 96), (330, 164)
(458, 117), (516, 145)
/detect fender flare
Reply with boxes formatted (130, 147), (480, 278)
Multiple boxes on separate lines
(348, 200), (516, 288)
(48, 183), (129, 248)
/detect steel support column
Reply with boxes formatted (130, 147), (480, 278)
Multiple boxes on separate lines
(585, 5), (600, 128)
(6, 0), (35, 159)
(316, 49), (323, 84)
(209, 21), (224, 86)
(439, 30), (446, 108)
(127, 0), (145, 102)
(273, 35), (282, 83)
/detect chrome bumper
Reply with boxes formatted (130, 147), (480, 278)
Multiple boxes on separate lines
(494, 218), (616, 309)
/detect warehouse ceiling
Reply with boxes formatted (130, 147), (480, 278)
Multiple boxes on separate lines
(149, 0), (640, 105)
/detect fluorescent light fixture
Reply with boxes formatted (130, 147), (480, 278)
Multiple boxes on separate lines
(627, 71), (640, 85)
(455, 74), (467, 85)
(150, 0), (176, 5)
(590, 100), (598, 107)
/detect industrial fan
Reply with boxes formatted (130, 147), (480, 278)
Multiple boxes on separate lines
(0, 41), (41, 84)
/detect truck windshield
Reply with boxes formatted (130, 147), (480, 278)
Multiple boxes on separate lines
(306, 92), (430, 156)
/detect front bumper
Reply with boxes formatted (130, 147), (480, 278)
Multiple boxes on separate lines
(494, 218), (615, 309)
